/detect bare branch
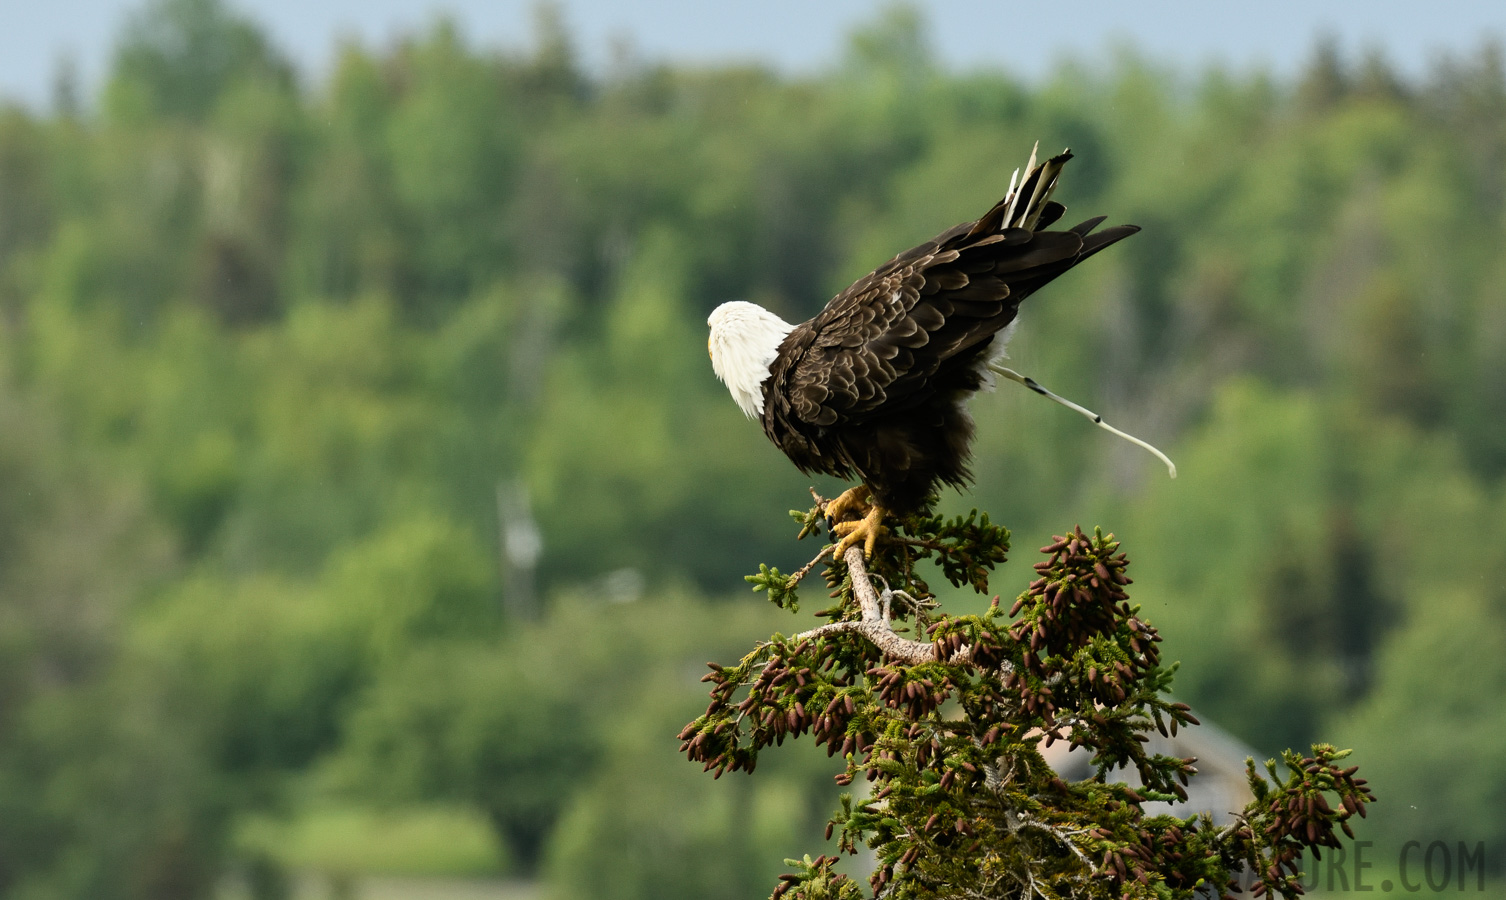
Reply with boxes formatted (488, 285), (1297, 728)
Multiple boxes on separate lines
(787, 544), (832, 589)
(844, 545), (886, 619)
(788, 547), (939, 665)
(791, 546), (1006, 674)
(791, 618), (935, 665)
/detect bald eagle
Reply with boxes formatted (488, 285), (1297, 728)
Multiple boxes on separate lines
(708, 147), (1174, 558)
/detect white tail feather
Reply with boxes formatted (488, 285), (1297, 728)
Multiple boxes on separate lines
(1002, 141), (1039, 226)
(1022, 155), (1066, 230)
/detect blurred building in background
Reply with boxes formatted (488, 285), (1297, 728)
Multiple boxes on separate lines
(1044, 716), (1258, 825)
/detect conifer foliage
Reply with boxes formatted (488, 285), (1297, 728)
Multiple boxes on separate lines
(679, 502), (1375, 899)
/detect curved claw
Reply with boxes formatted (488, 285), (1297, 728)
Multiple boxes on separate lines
(824, 485), (872, 525)
(832, 504), (888, 559)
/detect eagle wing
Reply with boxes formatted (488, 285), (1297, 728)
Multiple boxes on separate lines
(775, 151), (1138, 430)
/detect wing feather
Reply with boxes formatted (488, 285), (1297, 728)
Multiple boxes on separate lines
(768, 149), (1138, 436)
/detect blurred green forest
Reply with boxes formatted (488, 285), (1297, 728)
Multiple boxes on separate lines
(1, 0), (1504, 896)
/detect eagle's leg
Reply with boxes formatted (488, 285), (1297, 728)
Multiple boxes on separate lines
(832, 503), (889, 559)
(822, 485), (872, 524)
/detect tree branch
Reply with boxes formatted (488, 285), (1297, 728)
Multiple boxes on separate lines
(786, 544), (832, 590)
(792, 546), (943, 666)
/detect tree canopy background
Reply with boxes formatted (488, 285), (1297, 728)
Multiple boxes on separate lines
(0, 0), (1502, 896)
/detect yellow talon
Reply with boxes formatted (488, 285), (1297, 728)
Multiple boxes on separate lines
(823, 485), (872, 524)
(832, 503), (888, 559)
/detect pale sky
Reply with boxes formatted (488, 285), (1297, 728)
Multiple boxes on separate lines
(2, 0), (1505, 110)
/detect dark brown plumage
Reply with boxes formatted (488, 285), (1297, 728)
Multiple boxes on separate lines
(758, 149), (1138, 515)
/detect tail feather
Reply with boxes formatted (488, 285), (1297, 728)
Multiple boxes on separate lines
(1001, 142), (1041, 226)
(1034, 200), (1067, 230)
(1069, 215), (1108, 236)
(1077, 223), (1141, 261)
(967, 144), (1076, 238)
(1018, 150), (1070, 230)
(953, 145), (1138, 297)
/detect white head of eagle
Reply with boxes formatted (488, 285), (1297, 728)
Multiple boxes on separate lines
(707, 300), (794, 419)
(702, 145), (1175, 559)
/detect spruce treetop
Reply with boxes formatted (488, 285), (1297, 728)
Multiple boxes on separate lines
(680, 496), (1375, 899)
